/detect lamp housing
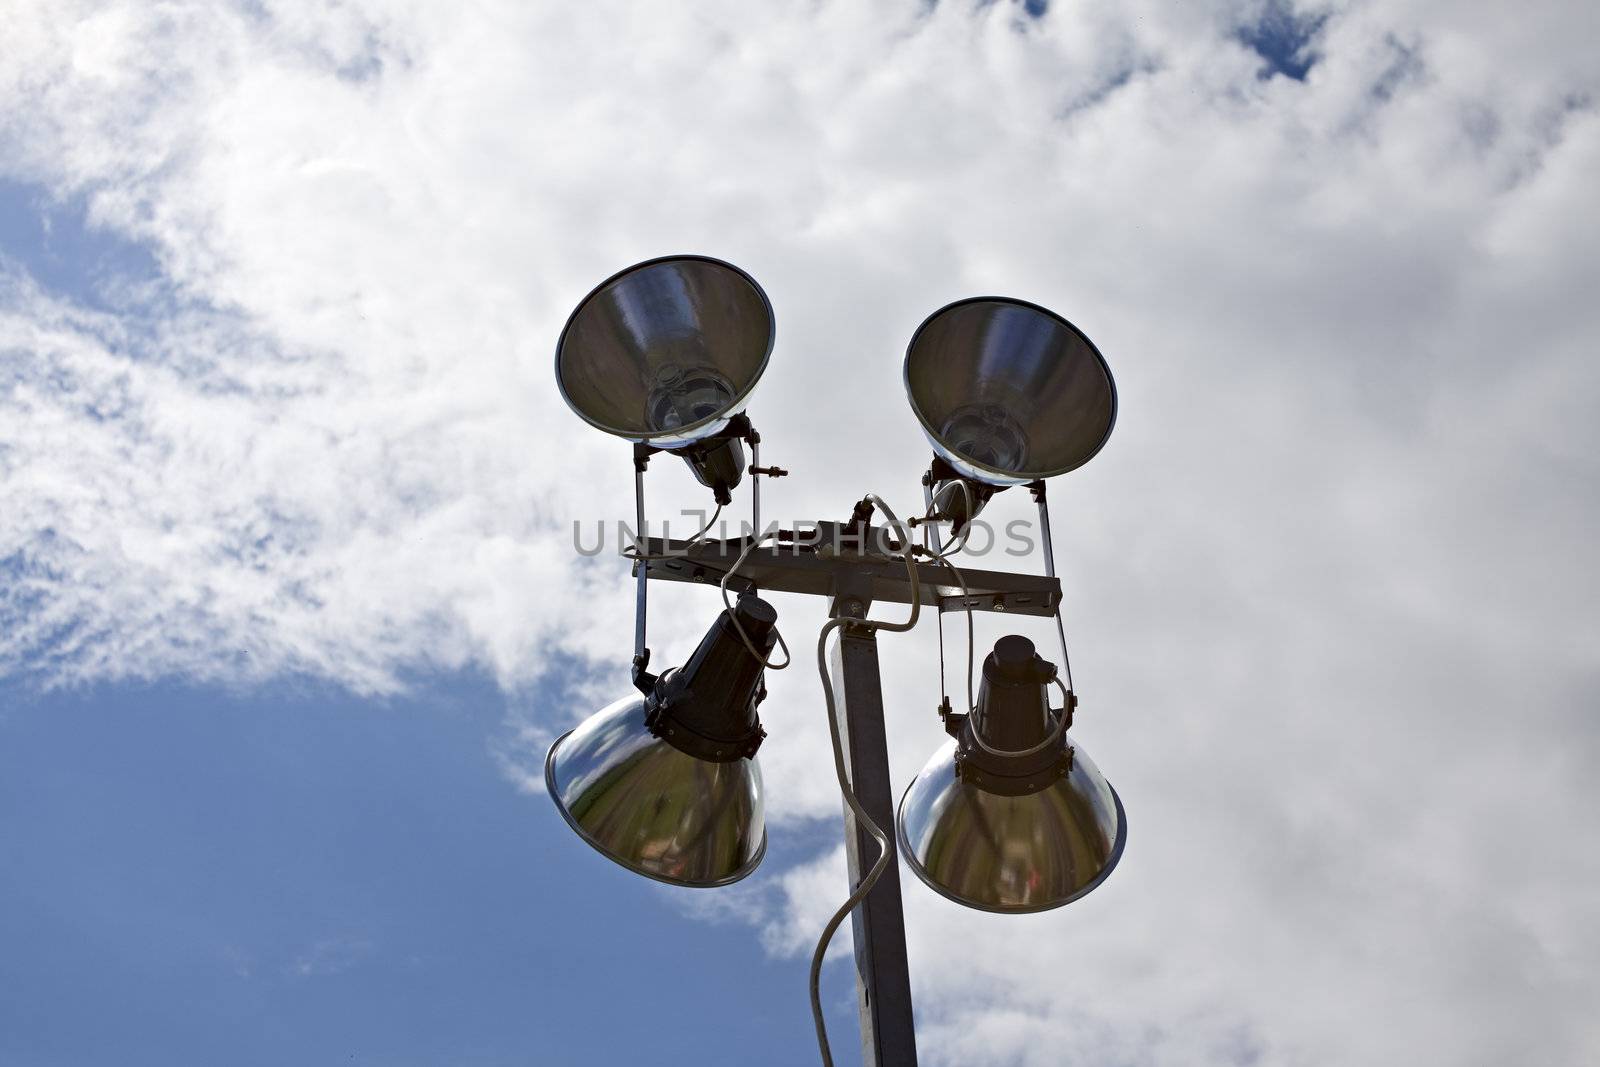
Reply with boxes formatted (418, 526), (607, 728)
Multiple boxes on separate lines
(556, 254), (774, 501)
(897, 635), (1126, 913)
(545, 595), (779, 887)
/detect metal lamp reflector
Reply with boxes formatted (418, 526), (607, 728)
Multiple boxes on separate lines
(545, 596), (778, 887)
(896, 635), (1126, 912)
(555, 254), (775, 448)
(904, 297), (1117, 485)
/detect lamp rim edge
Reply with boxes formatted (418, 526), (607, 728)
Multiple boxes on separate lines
(893, 773), (1128, 915)
(553, 252), (776, 444)
(901, 294), (1119, 482)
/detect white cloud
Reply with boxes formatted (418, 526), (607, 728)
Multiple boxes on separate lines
(1, 0), (1597, 1063)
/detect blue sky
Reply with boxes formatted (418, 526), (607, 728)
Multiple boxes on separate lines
(0, 181), (158, 308)
(0, 672), (851, 1066)
(2, 2), (1597, 1065)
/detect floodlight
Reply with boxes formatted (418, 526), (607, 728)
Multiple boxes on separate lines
(905, 296), (1117, 533)
(897, 635), (1125, 913)
(555, 254), (775, 502)
(545, 595), (778, 887)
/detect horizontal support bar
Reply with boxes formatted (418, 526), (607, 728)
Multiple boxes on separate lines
(636, 526), (1059, 618)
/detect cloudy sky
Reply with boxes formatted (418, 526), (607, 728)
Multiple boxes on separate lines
(2, 1), (1597, 1064)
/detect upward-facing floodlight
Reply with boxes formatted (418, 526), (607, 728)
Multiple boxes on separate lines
(545, 595), (777, 887)
(905, 297), (1116, 533)
(556, 254), (775, 502)
(897, 635), (1125, 913)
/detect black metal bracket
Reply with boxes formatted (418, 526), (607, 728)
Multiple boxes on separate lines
(918, 456), (1002, 538)
(925, 454), (961, 485)
(631, 650), (656, 695)
(938, 696), (963, 738)
(629, 414), (764, 505)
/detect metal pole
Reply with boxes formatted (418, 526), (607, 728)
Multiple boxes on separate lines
(829, 621), (919, 1067)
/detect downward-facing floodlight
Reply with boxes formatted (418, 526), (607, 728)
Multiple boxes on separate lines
(556, 254), (775, 502)
(897, 635), (1125, 913)
(545, 595), (778, 886)
(905, 297), (1116, 535)
(905, 297), (1116, 485)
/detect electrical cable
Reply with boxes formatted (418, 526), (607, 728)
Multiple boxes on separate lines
(622, 502), (725, 561)
(809, 494), (920, 1067)
(930, 477), (977, 560)
(718, 528), (793, 670)
(919, 477), (976, 561)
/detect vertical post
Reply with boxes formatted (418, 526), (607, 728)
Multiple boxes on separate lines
(829, 621), (919, 1067)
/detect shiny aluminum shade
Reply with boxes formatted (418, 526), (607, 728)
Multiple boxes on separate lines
(904, 297), (1117, 484)
(897, 737), (1126, 913)
(555, 255), (775, 447)
(545, 694), (766, 887)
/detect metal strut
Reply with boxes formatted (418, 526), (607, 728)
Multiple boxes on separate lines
(1030, 480), (1075, 690)
(920, 466), (945, 556)
(751, 435), (762, 556)
(631, 446), (654, 694)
